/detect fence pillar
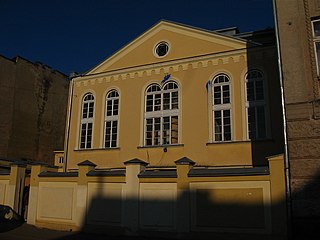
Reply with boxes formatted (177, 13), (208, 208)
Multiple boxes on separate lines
(123, 158), (148, 233)
(175, 157), (195, 235)
(27, 163), (47, 225)
(268, 154), (287, 237)
(76, 160), (96, 228)
(5, 162), (26, 214)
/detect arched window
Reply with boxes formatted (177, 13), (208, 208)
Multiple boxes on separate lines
(212, 74), (232, 141)
(105, 90), (119, 148)
(144, 82), (179, 146)
(80, 93), (94, 149)
(245, 70), (267, 140)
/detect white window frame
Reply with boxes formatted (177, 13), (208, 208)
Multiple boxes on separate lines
(80, 93), (94, 149)
(312, 19), (320, 76)
(104, 90), (119, 148)
(245, 70), (267, 140)
(144, 82), (179, 146)
(212, 74), (232, 142)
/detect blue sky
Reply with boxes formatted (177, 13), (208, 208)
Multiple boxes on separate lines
(0, 0), (274, 75)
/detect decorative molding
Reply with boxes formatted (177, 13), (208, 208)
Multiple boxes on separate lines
(72, 47), (275, 87)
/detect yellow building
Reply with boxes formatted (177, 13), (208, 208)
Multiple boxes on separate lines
(23, 20), (287, 238)
(64, 20), (283, 170)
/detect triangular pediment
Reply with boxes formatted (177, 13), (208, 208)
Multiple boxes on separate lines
(87, 20), (249, 75)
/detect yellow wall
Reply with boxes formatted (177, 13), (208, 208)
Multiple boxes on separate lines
(65, 22), (283, 170)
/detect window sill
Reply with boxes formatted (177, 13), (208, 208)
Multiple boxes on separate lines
(206, 138), (273, 145)
(74, 147), (120, 151)
(206, 140), (250, 145)
(137, 144), (184, 149)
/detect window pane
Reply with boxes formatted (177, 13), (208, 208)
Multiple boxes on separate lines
(145, 118), (153, 146)
(214, 111), (222, 141)
(214, 86), (221, 104)
(146, 95), (153, 112)
(313, 21), (320, 37)
(88, 102), (94, 118)
(247, 82), (254, 101)
(107, 100), (113, 116)
(316, 42), (320, 75)
(171, 91), (179, 109)
(248, 107), (256, 139)
(257, 106), (266, 138)
(154, 118), (161, 145)
(163, 93), (170, 110)
(222, 85), (230, 104)
(223, 110), (231, 141)
(113, 99), (119, 115)
(82, 103), (88, 118)
(86, 123), (92, 148)
(171, 116), (178, 144)
(154, 94), (161, 111)
(163, 117), (170, 144)
(255, 80), (264, 100)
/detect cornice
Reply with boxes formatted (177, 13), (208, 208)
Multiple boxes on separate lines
(74, 45), (275, 87)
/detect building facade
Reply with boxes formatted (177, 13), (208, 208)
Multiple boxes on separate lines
(27, 21), (287, 238)
(0, 55), (69, 165)
(64, 21), (283, 171)
(274, 0), (320, 236)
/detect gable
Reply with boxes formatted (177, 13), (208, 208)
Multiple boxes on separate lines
(88, 21), (248, 74)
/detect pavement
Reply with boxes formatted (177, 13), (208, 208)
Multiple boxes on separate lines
(0, 221), (318, 240)
(0, 222), (164, 240)
(0, 223), (147, 240)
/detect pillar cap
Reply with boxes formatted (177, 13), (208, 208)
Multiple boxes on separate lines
(175, 157), (195, 165)
(124, 158), (148, 166)
(28, 161), (48, 166)
(10, 161), (27, 167)
(78, 160), (97, 167)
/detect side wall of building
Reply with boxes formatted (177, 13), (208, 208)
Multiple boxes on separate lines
(275, 0), (320, 233)
(0, 56), (69, 164)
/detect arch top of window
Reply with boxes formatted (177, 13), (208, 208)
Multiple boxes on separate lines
(83, 93), (94, 101)
(163, 82), (178, 90)
(107, 89), (119, 98)
(246, 70), (263, 80)
(146, 84), (161, 93)
(213, 74), (230, 84)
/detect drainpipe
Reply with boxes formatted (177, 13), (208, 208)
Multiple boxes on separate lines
(63, 75), (75, 172)
(272, 0), (292, 236)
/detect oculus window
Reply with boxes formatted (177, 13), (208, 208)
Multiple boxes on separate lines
(154, 41), (169, 58)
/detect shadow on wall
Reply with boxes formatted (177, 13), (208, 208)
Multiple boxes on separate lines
(45, 172), (288, 240)
(45, 173), (320, 240)
(245, 30), (284, 167)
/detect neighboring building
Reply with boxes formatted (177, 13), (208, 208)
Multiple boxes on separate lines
(274, 0), (320, 236)
(0, 55), (69, 165)
(64, 20), (283, 171)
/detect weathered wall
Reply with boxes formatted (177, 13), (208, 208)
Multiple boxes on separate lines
(0, 55), (69, 164)
(275, 0), (320, 234)
(0, 56), (16, 157)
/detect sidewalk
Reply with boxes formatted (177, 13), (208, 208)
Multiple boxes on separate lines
(0, 223), (163, 240)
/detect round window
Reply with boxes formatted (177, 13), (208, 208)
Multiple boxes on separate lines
(155, 42), (169, 57)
